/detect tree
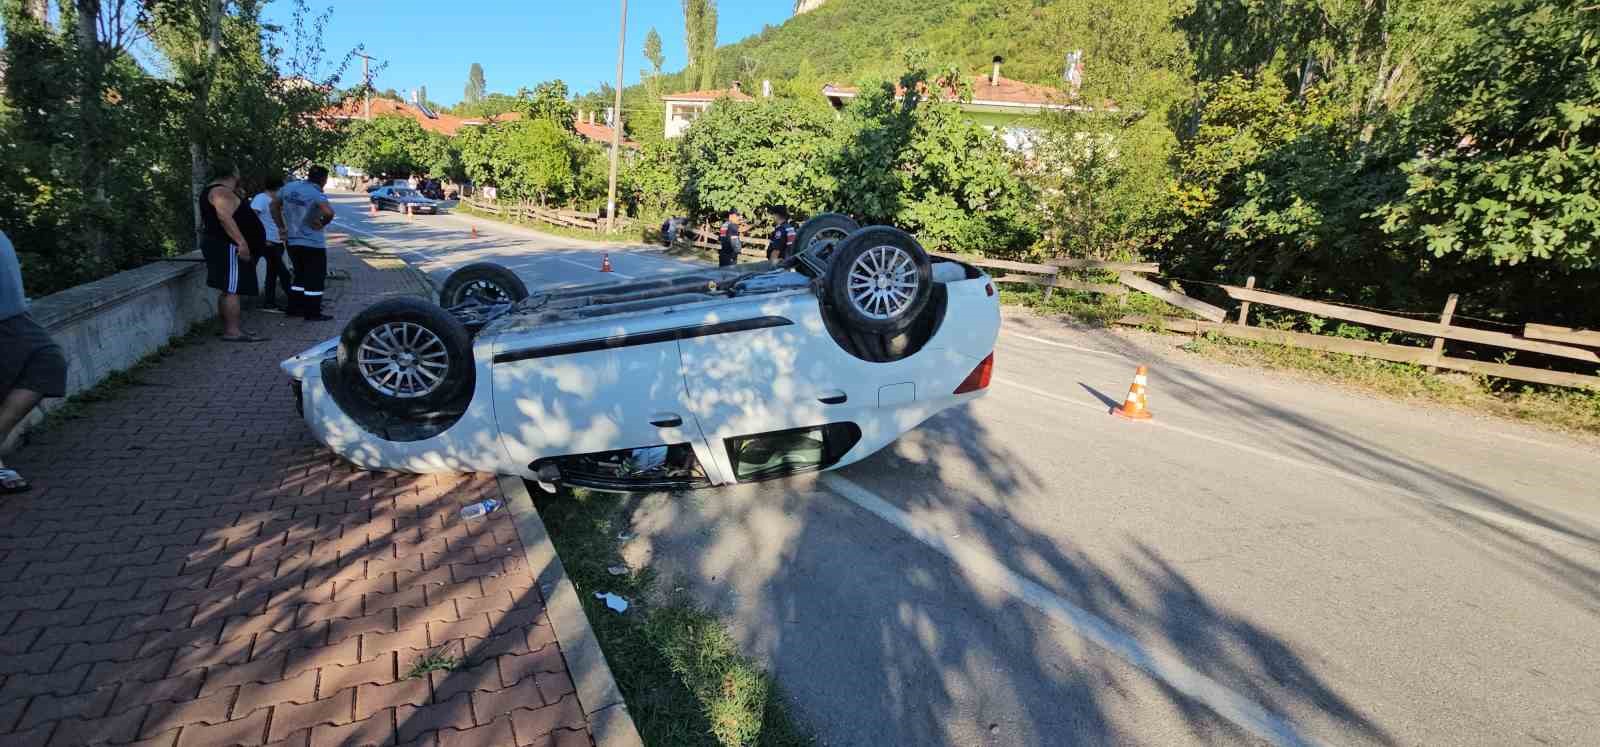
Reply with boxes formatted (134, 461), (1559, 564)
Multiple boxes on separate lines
(677, 98), (839, 221)
(337, 115), (452, 178)
(465, 62), (486, 104)
(457, 118), (582, 205)
(517, 79), (576, 131)
(643, 28), (664, 75)
(698, 1), (718, 90)
(621, 140), (683, 217)
(829, 61), (1037, 254)
(682, 0), (717, 89)
(1381, 0), (1600, 272)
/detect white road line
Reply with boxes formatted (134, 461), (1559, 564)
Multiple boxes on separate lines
(555, 256), (634, 279)
(330, 221), (377, 237)
(819, 472), (1322, 747)
(1003, 331), (1126, 358)
(993, 376), (1594, 547)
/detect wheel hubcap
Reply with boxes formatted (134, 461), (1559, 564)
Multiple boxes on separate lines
(357, 322), (450, 398)
(846, 245), (918, 320)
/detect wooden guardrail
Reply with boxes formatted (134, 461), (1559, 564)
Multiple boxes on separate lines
(462, 197), (633, 233)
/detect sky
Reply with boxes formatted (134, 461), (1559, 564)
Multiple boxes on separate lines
(273, 0), (798, 106)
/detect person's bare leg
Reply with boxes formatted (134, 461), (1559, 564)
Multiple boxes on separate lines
(0, 387), (45, 480)
(219, 292), (243, 337)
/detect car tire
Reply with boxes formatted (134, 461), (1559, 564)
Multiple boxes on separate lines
(826, 226), (932, 336)
(338, 297), (475, 416)
(438, 262), (530, 307)
(795, 213), (859, 273)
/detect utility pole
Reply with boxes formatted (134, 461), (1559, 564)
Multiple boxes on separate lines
(355, 52), (376, 119)
(606, 0), (628, 232)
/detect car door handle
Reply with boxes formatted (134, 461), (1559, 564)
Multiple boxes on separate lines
(818, 391), (848, 405)
(650, 414), (683, 428)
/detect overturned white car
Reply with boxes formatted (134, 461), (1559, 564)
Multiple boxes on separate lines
(281, 215), (1000, 492)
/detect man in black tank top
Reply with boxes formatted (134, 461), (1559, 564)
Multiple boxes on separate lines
(200, 159), (267, 342)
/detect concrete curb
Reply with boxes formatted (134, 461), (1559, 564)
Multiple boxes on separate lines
(497, 476), (644, 747)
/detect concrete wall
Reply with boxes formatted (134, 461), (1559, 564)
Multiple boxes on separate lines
(3, 254), (216, 452)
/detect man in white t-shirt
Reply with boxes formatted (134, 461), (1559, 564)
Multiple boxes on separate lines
(249, 176), (293, 313)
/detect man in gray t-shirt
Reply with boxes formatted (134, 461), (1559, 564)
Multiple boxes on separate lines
(0, 231), (69, 495)
(272, 165), (336, 320)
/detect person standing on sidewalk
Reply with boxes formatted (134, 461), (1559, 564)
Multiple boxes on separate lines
(274, 165), (336, 322)
(718, 209), (743, 268)
(200, 160), (268, 342)
(0, 230), (69, 495)
(250, 175), (294, 313)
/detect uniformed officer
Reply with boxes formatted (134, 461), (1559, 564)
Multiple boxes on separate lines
(767, 205), (798, 263)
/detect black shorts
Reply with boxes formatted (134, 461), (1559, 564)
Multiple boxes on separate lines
(1, 314), (68, 398)
(203, 240), (259, 296)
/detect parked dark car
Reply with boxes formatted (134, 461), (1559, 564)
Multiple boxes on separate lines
(370, 187), (440, 214)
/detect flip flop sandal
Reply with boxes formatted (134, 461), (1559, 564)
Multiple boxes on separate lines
(220, 332), (270, 343)
(0, 469), (30, 495)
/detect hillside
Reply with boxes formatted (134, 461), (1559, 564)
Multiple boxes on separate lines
(694, 0), (1190, 112)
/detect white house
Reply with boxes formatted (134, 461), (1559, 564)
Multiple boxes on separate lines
(661, 81), (755, 139)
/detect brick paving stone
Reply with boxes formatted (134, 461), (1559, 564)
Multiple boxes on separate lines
(395, 692), (473, 744)
(267, 690), (355, 742)
(235, 669), (318, 716)
(0, 722), (57, 747)
(142, 689), (236, 738)
(543, 728), (594, 747)
(435, 716), (515, 747)
(468, 677), (542, 724)
(310, 711), (393, 747)
(427, 658), (501, 704)
(45, 705), (147, 746)
(508, 697), (586, 744)
(0, 247), (590, 746)
(497, 649), (567, 689)
(174, 708), (270, 747)
(354, 678), (430, 722)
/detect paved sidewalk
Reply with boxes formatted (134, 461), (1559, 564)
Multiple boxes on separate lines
(0, 246), (593, 746)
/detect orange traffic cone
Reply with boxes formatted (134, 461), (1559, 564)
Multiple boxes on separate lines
(1112, 365), (1153, 420)
(470, 225), (478, 238)
(406, 204), (414, 222)
(368, 201), (377, 217)
(600, 253), (613, 272)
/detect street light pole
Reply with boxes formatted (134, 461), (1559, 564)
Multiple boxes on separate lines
(354, 52), (376, 120)
(605, 0), (628, 232)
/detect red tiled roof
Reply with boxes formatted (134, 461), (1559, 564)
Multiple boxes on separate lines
(320, 97), (472, 135)
(662, 87), (755, 102)
(574, 119), (640, 148)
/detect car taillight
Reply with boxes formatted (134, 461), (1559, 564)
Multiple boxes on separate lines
(954, 353), (994, 394)
(985, 282), (995, 297)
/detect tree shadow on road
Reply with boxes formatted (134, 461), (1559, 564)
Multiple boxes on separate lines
(624, 403), (1399, 746)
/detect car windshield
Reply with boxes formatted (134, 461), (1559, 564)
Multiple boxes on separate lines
(393, 189), (421, 198)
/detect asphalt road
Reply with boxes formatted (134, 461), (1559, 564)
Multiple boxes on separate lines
(328, 192), (1600, 746)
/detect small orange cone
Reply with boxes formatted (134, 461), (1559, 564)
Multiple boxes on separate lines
(406, 204), (414, 222)
(470, 225), (478, 238)
(600, 253), (613, 272)
(1112, 365), (1153, 420)
(368, 201), (377, 216)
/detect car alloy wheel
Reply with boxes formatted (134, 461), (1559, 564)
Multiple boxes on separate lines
(846, 244), (919, 320)
(356, 321), (450, 398)
(807, 226), (850, 258)
(454, 278), (511, 305)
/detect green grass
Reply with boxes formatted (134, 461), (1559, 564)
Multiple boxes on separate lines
(532, 488), (812, 747)
(998, 282), (1182, 326)
(1181, 332), (1600, 437)
(404, 651), (462, 679)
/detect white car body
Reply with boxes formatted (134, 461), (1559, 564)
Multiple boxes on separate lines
(281, 260), (999, 490)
